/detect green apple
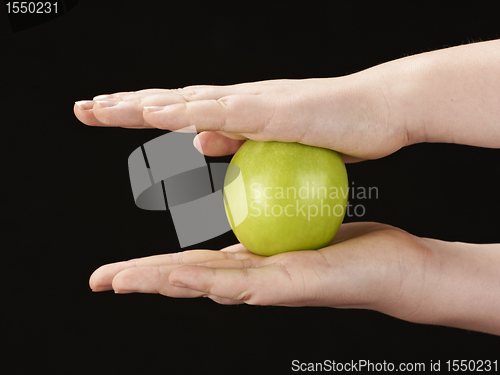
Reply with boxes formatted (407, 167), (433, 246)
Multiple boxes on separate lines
(223, 140), (348, 256)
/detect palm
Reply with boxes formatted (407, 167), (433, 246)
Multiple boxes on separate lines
(90, 222), (428, 316)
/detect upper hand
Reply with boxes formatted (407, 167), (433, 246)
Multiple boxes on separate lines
(75, 77), (408, 162)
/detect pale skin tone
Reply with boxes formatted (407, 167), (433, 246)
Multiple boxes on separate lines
(76, 40), (500, 335)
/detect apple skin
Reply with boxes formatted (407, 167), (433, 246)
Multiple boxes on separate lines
(223, 140), (348, 256)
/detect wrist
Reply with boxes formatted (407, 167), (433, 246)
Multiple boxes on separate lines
(364, 55), (429, 147)
(338, 68), (412, 159)
(373, 40), (500, 148)
(395, 238), (500, 335)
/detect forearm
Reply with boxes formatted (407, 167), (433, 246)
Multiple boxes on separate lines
(370, 39), (500, 148)
(405, 239), (500, 335)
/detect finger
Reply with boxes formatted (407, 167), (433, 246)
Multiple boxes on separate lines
(89, 252), (219, 291)
(111, 264), (248, 301)
(74, 92), (186, 128)
(175, 83), (268, 101)
(168, 263), (297, 305)
(220, 243), (247, 253)
(134, 249), (262, 266)
(89, 251), (217, 291)
(91, 95), (175, 127)
(89, 248), (260, 291)
(92, 85), (257, 104)
(89, 260), (134, 292)
(111, 257), (270, 298)
(198, 258), (260, 269)
(192, 130), (362, 161)
(194, 132), (246, 156)
(143, 94), (277, 135)
(93, 89), (177, 101)
(74, 100), (103, 126)
(112, 259), (267, 296)
(75, 99), (155, 128)
(76, 90), (176, 125)
(112, 265), (203, 298)
(75, 85), (256, 128)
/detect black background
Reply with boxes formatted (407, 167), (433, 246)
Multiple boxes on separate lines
(3, 1), (500, 373)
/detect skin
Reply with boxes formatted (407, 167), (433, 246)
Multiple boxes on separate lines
(76, 39), (500, 335)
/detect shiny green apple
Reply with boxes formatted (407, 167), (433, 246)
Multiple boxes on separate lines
(223, 140), (348, 256)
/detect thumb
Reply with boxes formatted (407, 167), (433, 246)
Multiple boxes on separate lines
(168, 263), (297, 306)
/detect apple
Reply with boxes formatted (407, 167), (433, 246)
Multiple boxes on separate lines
(223, 140), (348, 256)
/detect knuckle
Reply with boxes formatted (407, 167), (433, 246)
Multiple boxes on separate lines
(216, 94), (245, 108)
(178, 85), (214, 100)
(221, 251), (234, 260)
(231, 268), (253, 302)
(215, 95), (246, 131)
(216, 95), (233, 109)
(240, 258), (255, 268)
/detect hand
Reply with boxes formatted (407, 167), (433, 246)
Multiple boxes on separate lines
(89, 221), (500, 335)
(75, 40), (500, 163)
(74, 77), (407, 163)
(88, 223), (433, 313)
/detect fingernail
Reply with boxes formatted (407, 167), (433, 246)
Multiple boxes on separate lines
(193, 135), (204, 153)
(144, 106), (165, 113)
(93, 94), (115, 101)
(95, 100), (118, 108)
(75, 100), (94, 110)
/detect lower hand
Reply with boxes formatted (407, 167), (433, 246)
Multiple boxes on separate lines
(90, 221), (500, 335)
(90, 222), (430, 315)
